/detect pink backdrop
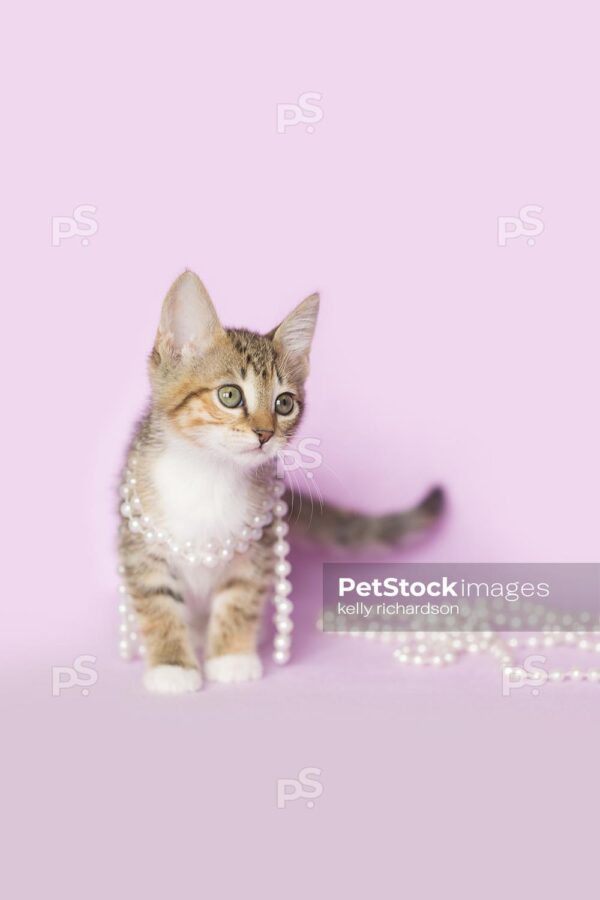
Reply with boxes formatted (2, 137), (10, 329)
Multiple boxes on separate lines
(3, 2), (598, 897)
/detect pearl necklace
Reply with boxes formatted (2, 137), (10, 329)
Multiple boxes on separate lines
(319, 600), (600, 684)
(117, 451), (293, 666)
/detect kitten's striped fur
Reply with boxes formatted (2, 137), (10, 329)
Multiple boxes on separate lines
(118, 272), (444, 693)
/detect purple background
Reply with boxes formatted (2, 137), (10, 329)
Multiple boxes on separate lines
(3, 2), (599, 897)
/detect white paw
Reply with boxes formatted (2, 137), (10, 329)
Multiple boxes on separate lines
(143, 665), (202, 695)
(204, 653), (263, 684)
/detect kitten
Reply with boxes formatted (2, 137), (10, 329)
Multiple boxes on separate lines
(118, 271), (444, 694)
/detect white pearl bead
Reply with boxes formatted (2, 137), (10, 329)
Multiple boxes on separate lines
(236, 541), (249, 553)
(185, 553), (197, 564)
(275, 599), (293, 616)
(128, 518), (142, 533)
(273, 649), (290, 665)
(155, 530), (166, 542)
(274, 540), (290, 557)
(120, 502), (132, 518)
(570, 670), (583, 681)
(202, 553), (219, 568)
(220, 547), (234, 562)
(120, 485), (131, 499)
(273, 522), (289, 538)
(223, 537), (234, 549)
(274, 616), (293, 633)
(272, 481), (286, 497)
(274, 560), (291, 577)
(549, 671), (564, 682)
(273, 500), (288, 517)
(119, 622), (128, 634)
(587, 670), (600, 682)
(131, 496), (142, 510)
(250, 528), (263, 541)
(144, 530), (156, 543)
(118, 602), (128, 614)
(274, 634), (291, 651)
(239, 527), (251, 541)
(275, 578), (292, 596)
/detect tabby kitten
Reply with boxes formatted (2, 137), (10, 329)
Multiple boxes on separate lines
(118, 271), (443, 694)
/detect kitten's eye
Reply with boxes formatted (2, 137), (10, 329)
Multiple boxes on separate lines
(218, 385), (243, 408)
(275, 392), (295, 416)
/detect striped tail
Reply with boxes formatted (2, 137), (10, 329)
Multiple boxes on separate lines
(285, 486), (445, 549)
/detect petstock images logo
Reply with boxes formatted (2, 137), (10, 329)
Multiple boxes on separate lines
(322, 563), (600, 635)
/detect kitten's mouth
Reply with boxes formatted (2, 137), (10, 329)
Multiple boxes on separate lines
(240, 444), (275, 458)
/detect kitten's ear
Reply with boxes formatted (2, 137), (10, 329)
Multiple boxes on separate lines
(269, 293), (320, 376)
(154, 271), (224, 362)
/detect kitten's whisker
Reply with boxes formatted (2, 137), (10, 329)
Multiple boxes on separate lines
(311, 475), (325, 514)
(283, 471), (297, 517)
(317, 460), (346, 490)
(304, 471), (316, 530)
(291, 470), (303, 524)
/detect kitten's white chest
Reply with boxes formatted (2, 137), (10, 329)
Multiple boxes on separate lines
(153, 441), (250, 544)
(151, 439), (250, 597)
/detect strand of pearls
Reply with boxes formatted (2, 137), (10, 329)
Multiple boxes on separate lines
(116, 565), (144, 661)
(119, 451), (276, 566)
(271, 493), (293, 665)
(117, 455), (294, 666)
(318, 601), (600, 684)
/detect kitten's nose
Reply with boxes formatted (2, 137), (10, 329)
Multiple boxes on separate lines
(254, 428), (274, 446)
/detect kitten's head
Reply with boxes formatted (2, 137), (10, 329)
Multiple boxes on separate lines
(149, 271), (319, 469)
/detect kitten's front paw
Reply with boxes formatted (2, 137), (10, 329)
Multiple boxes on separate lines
(205, 653), (263, 684)
(143, 665), (202, 695)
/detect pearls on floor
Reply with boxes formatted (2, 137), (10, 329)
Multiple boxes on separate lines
(318, 602), (600, 685)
